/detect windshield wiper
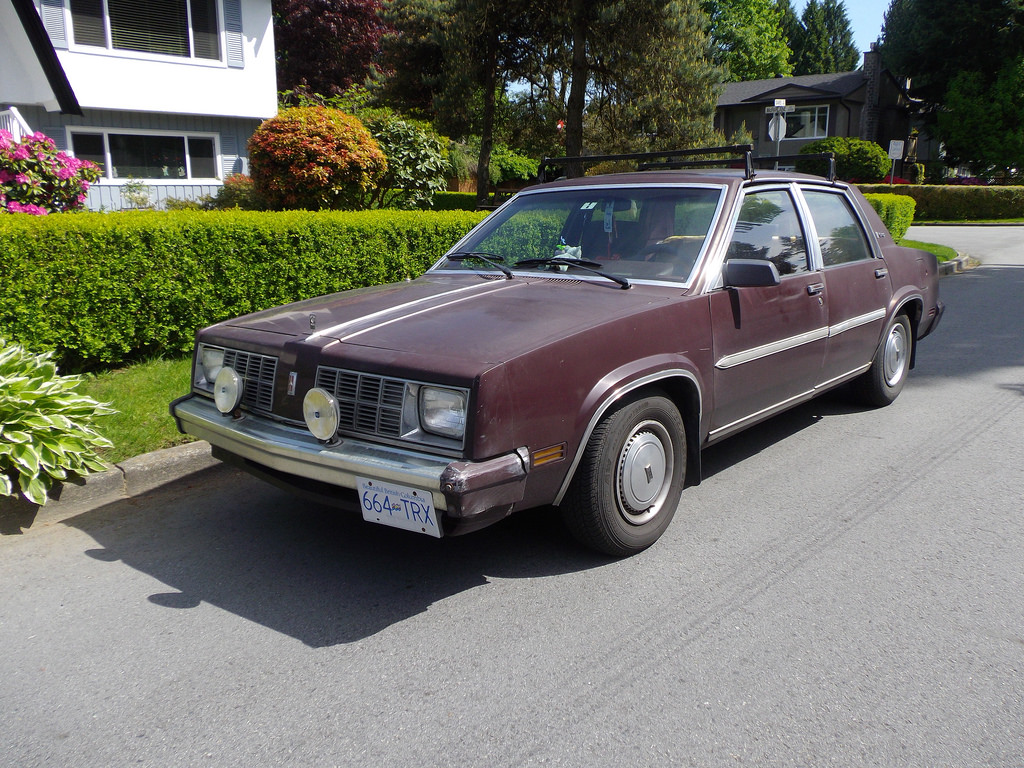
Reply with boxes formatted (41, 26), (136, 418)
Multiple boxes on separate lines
(516, 257), (631, 290)
(445, 251), (514, 279)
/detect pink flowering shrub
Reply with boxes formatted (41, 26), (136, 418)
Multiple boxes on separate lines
(0, 130), (101, 215)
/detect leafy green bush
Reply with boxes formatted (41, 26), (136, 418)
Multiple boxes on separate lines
(0, 340), (113, 505)
(796, 137), (890, 182)
(0, 209), (487, 372)
(490, 144), (538, 184)
(248, 107), (387, 210)
(207, 173), (261, 210)
(863, 193), (916, 242)
(857, 184), (1024, 221)
(362, 114), (447, 209)
(447, 139), (538, 186)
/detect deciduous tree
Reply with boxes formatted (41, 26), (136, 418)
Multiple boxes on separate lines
(274, 0), (393, 96)
(880, 0), (1024, 174)
(705, 0), (793, 81)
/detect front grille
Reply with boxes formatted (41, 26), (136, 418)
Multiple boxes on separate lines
(316, 367), (407, 439)
(223, 349), (278, 412)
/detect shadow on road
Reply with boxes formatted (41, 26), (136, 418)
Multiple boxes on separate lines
(62, 468), (609, 648)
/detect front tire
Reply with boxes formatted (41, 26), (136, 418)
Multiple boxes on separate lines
(855, 313), (912, 407)
(563, 395), (686, 556)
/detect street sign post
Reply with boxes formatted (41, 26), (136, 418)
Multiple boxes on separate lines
(765, 101), (796, 162)
(887, 139), (905, 186)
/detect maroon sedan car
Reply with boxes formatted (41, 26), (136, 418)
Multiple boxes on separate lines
(172, 152), (942, 556)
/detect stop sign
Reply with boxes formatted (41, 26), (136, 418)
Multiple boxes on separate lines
(768, 114), (787, 142)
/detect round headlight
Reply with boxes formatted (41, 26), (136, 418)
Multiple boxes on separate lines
(303, 387), (340, 441)
(213, 367), (243, 414)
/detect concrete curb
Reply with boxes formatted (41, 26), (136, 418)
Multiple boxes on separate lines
(938, 254), (975, 276)
(1, 440), (221, 534)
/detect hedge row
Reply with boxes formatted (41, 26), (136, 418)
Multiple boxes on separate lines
(862, 193), (916, 242)
(858, 184), (1024, 221)
(0, 209), (486, 372)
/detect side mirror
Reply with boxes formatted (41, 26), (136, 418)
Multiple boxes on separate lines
(722, 258), (781, 288)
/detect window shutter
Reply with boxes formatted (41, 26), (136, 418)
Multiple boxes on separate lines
(220, 134), (239, 177)
(40, 0), (68, 49)
(224, 0), (244, 68)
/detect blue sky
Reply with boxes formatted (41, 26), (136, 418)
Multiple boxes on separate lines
(796, 0), (891, 59)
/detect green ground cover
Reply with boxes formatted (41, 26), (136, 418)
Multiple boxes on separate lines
(80, 357), (193, 465)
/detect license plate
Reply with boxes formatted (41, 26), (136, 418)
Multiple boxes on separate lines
(357, 477), (441, 538)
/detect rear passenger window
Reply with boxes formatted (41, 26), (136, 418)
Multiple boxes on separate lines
(802, 191), (873, 266)
(728, 190), (808, 275)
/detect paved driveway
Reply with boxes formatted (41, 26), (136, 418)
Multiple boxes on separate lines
(908, 224), (1024, 266)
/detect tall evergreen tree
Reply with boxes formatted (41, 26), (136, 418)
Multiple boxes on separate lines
(776, 0), (804, 54)
(588, 0), (723, 153)
(705, 0), (793, 81)
(792, 0), (858, 75)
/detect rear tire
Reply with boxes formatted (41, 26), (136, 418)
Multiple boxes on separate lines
(563, 395), (686, 556)
(854, 314), (912, 407)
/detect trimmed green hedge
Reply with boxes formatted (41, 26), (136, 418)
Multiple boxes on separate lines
(863, 193), (916, 243)
(0, 209), (486, 372)
(858, 184), (1024, 221)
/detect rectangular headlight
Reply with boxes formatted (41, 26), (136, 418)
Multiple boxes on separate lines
(419, 387), (467, 439)
(194, 344), (225, 392)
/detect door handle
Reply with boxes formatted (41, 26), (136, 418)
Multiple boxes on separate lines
(807, 282), (825, 296)
(875, 268), (889, 278)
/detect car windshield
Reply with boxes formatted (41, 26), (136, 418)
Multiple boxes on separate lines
(437, 186), (725, 283)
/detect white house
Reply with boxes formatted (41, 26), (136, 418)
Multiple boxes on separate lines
(1, 0), (277, 210)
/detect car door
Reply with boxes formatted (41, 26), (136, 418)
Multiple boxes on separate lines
(800, 188), (893, 387)
(708, 186), (828, 438)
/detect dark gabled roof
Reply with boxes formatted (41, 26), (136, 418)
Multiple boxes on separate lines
(10, 0), (81, 115)
(718, 71), (867, 107)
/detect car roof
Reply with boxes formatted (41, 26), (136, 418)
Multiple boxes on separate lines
(523, 168), (842, 193)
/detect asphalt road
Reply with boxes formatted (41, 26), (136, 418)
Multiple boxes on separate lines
(2, 229), (1022, 767)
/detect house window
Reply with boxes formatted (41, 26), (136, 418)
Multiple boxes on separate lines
(70, 131), (220, 180)
(69, 0), (221, 61)
(784, 105), (829, 140)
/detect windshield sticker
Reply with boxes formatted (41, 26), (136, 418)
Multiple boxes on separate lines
(580, 202), (598, 210)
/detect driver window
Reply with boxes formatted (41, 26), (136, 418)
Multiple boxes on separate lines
(727, 190), (809, 275)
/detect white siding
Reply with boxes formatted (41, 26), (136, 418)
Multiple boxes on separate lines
(52, 0), (276, 119)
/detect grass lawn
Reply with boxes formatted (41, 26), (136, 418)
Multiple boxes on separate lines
(80, 357), (194, 465)
(901, 239), (959, 262)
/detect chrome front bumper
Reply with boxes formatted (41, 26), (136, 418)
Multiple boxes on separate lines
(171, 395), (528, 527)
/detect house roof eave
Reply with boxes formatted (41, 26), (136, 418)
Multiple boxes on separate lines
(10, 0), (82, 116)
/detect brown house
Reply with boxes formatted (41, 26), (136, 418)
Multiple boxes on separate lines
(715, 46), (920, 165)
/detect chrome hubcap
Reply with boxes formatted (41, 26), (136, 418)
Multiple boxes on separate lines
(883, 323), (908, 386)
(617, 420), (673, 525)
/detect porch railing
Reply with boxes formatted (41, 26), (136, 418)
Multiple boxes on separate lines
(0, 106), (33, 141)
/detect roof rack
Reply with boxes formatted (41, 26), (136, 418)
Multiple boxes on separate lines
(537, 145), (837, 183)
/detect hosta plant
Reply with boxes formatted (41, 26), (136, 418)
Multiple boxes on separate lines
(0, 339), (114, 505)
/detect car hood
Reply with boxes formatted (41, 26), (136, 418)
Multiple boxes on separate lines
(218, 275), (672, 365)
